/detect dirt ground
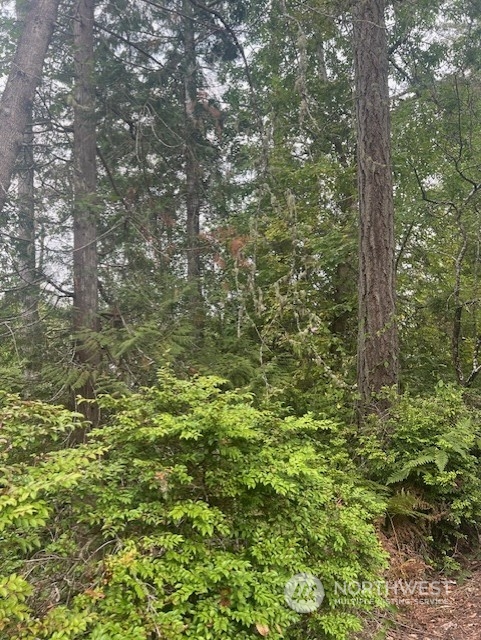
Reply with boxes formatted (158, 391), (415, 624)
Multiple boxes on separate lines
(385, 565), (481, 640)
(355, 529), (481, 640)
(354, 566), (481, 639)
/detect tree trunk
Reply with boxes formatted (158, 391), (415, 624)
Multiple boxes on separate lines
(72, 0), (99, 427)
(11, 0), (42, 388)
(16, 99), (42, 365)
(15, 1), (40, 330)
(353, 0), (398, 413)
(0, 0), (60, 214)
(183, 0), (204, 335)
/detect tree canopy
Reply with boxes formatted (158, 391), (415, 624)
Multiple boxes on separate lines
(2, 1), (481, 638)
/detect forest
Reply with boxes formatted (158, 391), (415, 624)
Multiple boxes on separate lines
(2, 0), (481, 638)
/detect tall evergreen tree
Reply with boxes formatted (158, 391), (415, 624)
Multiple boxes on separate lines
(72, 0), (99, 424)
(353, 0), (398, 413)
(182, 0), (204, 335)
(0, 0), (60, 214)
(15, 0), (41, 378)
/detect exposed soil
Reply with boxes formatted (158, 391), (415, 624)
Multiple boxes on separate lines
(385, 565), (481, 640)
(354, 565), (481, 639)
(354, 528), (481, 639)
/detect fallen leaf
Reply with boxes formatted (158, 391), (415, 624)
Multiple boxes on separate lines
(255, 622), (269, 636)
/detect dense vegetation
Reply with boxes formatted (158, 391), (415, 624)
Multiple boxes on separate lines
(2, 0), (481, 638)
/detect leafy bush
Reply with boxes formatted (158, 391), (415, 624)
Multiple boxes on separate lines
(0, 371), (387, 639)
(358, 383), (481, 554)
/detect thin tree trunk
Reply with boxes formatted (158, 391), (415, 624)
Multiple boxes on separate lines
(183, 0), (203, 334)
(16, 0), (40, 326)
(0, 0), (60, 214)
(17, 112), (41, 339)
(72, 0), (99, 427)
(12, 0), (42, 387)
(330, 142), (357, 342)
(353, 0), (398, 413)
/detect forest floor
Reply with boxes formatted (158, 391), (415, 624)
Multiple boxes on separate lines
(357, 562), (481, 639)
(355, 531), (481, 639)
(387, 565), (481, 640)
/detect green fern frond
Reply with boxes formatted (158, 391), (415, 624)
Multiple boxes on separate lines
(387, 449), (442, 485)
(434, 448), (449, 472)
(387, 490), (429, 518)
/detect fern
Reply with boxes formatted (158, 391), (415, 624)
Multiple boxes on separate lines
(386, 447), (452, 485)
(386, 449), (439, 485)
(386, 490), (430, 519)
(434, 448), (449, 473)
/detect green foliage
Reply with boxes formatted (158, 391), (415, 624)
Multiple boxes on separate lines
(0, 371), (387, 639)
(358, 383), (481, 550)
(7, 1), (481, 635)
(393, 69), (481, 389)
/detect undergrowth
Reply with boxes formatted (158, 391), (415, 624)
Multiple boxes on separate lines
(0, 370), (387, 639)
(357, 383), (481, 567)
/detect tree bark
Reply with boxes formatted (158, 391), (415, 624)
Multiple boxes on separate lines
(353, 0), (398, 413)
(0, 0), (60, 214)
(17, 103), (41, 343)
(15, 1), (42, 382)
(72, 0), (99, 426)
(183, 0), (204, 335)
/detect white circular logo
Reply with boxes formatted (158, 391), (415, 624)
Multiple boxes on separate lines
(284, 572), (325, 613)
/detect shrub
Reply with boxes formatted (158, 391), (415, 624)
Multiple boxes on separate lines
(358, 383), (481, 556)
(0, 371), (386, 639)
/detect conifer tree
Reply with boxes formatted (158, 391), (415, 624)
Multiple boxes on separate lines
(353, 0), (398, 412)
(0, 0), (60, 213)
(72, 0), (99, 424)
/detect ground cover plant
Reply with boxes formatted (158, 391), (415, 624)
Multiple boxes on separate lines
(0, 371), (387, 639)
